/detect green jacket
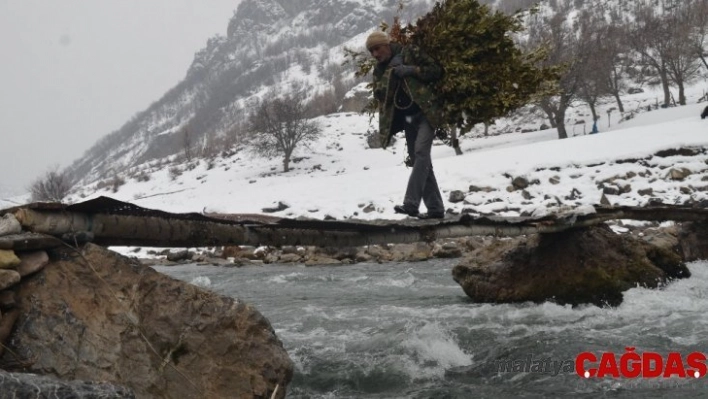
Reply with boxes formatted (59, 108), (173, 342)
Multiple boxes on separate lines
(372, 43), (443, 148)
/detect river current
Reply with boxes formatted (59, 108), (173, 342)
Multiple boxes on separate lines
(153, 259), (708, 398)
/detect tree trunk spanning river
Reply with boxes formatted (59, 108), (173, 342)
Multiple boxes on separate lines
(155, 259), (708, 398)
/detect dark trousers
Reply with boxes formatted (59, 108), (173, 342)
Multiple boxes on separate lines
(403, 113), (445, 213)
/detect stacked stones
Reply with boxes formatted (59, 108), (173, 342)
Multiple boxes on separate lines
(0, 213), (50, 357)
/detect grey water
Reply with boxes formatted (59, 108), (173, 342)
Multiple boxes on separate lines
(153, 260), (708, 398)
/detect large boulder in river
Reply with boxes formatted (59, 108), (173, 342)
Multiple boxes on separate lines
(677, 222), (708, 262)
(451, 225), (689, 307)
(0, 243), (293, 398)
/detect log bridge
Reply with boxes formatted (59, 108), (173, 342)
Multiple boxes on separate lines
(2, 196), (708, 250)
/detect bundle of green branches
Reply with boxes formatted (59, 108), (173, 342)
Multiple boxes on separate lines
(348, 0), (560, 134)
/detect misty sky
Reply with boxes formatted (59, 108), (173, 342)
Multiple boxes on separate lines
(0, 0), (241, 194)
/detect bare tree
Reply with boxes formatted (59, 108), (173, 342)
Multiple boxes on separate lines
(248, 92), (322, 172)
(691, 0), (708, 70)
(628, 5), (675, 106)
(626, 1), (705, 106)
(575, 12), (614, 127)
(602, 23), (631, 114)
(182, 127), (192, 162)
(663, 2), (703, 105)
(29, 166), (72, 202)
(527, 8), (592, 139)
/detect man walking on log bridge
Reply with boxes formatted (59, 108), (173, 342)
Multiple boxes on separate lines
(367, 31), (446, 220)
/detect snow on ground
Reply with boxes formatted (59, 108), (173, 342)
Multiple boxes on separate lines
(3, 85), (708, 226)
(3, 83), (706, 259)
(52, 85), (707, 222)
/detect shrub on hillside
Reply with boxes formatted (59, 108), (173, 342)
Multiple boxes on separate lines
(169, 166), (183, 181)
(29, 168), (72, 202)
(111, 174), (126, 193)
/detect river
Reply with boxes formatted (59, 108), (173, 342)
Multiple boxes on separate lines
(153, 259), (708, 398)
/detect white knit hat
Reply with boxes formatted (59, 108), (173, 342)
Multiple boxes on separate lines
(366, 31), (390, 51)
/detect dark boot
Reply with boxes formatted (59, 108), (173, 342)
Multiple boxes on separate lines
(394, 205), (419, 217)
(417, 211), (444, 220)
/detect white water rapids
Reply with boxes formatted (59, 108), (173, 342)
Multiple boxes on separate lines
(154, 259), (708, 398)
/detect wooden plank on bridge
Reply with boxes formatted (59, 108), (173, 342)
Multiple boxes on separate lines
(4, 197), (708, 248)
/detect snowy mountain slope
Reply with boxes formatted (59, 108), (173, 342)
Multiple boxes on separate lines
(43, 84), (708, 225)
(59, 0), (708, 204)
(64, 0), (437, 187)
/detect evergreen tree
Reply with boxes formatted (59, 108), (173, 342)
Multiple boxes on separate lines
(347, 0), (559, 135)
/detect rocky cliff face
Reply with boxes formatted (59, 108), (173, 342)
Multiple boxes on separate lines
(1, 244), (293, 398)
